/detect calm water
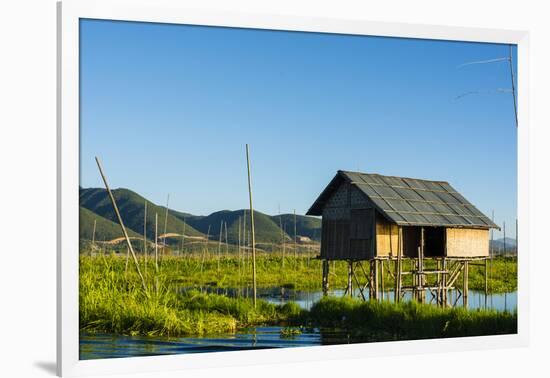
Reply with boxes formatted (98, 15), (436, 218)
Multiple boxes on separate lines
(188, 286), (517, 312)
(80, 327), (348, 360)
(80, 287), (517, 360)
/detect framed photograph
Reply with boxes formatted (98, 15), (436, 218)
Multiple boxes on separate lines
(57, 0), (529, 376)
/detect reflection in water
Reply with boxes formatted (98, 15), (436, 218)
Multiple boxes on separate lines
(186, 286), (517, 312)
(80, 327), (326, 360)
(80, 287), (517, 360)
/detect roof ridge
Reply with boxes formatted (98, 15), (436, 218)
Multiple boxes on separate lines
(339, 170), (450, 185)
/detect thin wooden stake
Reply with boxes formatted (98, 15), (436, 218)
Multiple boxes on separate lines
(95, 157), (147, 292)
(162, 194), (170, 260)
(218, 220), (223, 272)
(143, 200), (147, 275)
(91, 219), (97, 256)
(508, 44), (518, 128)
(155, 213), (159, 273)
(294, 209), (297, 260)
(245, 144), (257, 307)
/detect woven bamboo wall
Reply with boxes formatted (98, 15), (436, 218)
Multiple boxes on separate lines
(375, 215), (399, 257)
(445, 228), (489, 257)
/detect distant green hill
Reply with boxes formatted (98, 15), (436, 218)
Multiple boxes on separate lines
(79, 188), (203, 244)
(270, 214), (322, 241)
(80, 187), (322, 247)
(181, 209), (290, 245)
(79, 206), (141, 241)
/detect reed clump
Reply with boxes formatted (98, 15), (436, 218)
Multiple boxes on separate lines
(308, 296), (517, 341)
(79, 255), (304, 336)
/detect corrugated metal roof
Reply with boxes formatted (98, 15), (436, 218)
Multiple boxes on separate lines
(307, 170), (499, 229)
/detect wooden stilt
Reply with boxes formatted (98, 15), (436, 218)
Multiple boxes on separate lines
(380, 259), (385, 301)
(322, 260), (329, 296)
(395, 227), (403, 302)
(347, 260), (353, 297)
(373, 259), (379, 301)
(442, 257), (447, 306)
(419, 227), (425, 303)
(463, 260), (469, 308)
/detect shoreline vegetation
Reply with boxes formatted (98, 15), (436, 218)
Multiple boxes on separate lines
(80, 253), (517, 340)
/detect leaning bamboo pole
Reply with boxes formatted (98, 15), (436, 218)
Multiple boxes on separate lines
(95, 157), (147, 292)
(245, 144), (257, 307)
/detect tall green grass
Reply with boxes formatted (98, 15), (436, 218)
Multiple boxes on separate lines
(79, 255), (303, 336)
(80, 254), (516, 339)
(308, 296), (517, 341)
(80, 252), (517, 293)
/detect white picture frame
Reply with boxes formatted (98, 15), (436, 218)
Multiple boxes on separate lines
(57, 0), (530, 376)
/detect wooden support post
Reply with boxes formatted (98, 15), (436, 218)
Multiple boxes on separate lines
(245, 144), (257, 308)
(347, 260), (353, 297)
(395, 227), (403, 303)
(442, 257), (447, 306)
(380, 259), (385, 301)
(463, 260), (469, 308)
(322, 260), (329, 296)
(95, 157), (147, 292)
(484, 257), (488, 308)
(373, 259), (379, 301)
(418, 227), (425, 303)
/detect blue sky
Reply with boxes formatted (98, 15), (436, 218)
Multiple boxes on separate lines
(80, 19), (517, 238)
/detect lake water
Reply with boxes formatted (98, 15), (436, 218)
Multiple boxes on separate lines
(79, 287), (517, 360)
(189, 286), (517, 313)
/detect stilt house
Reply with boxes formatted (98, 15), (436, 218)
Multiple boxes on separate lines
(307, 171), (499, 260)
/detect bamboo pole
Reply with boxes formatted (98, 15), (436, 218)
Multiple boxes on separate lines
(419, 227), (425, 303)
(294, 209), (297, 260)
(508, 44), (518, 128)
(218, 220), (223, 272)
(238, 216), (242, 285)
(155, 213), (159, 273)
(91, 219), (96, 256)
(162, 194), (170, 260)
(347, 261), (353, 297)
(245, 144), (257, 307)
(94, 157), (147, 292)
(322, 260), (329, 296)
(143, 200), (147, 274)
(224, 220), (229, 256)
(181, 220), (186, 255)
(282, 223), (286, 268)
(380, 259), (384, 301)
(463, 260), (469, 308)
(395, 227), (403, 302)
(125, 246), (130, 275)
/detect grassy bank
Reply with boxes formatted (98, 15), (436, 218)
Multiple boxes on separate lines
(309, 296), (517, 341)
(80, 255), (302, 336)
(80, 254), (516, 339)
(80, 252), (517, 293)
